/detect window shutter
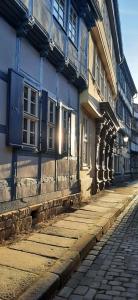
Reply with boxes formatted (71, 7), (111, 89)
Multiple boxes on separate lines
(58, 103), (63, 155)
(70, 112), (76, 157)
(7, 69), (24, 147)
(41, 90), (48, 152)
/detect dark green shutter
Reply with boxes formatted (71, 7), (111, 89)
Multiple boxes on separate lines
(41, 90), (48, 152)
(55, 103), (60, 154)
(7, 69), (24, 147)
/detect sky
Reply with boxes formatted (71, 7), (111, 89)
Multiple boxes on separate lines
(118, 0), (138, 101)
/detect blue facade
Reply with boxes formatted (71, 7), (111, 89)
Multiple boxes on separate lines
(0, 0), (100, 207)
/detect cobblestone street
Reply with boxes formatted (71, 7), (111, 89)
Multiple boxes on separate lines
(54, 197), (138, 300)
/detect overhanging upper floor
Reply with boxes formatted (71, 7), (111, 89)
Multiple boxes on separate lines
(0, 0), (101, 92)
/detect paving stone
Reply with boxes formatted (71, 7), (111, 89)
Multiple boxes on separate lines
(42, 226), (81, 239)
(83, 288), (97, 299)
(0, 265), (38, 300)
(28, 233), (75, 248)
(82, 259), (93, 267)
(106, 290), (121, 296)
(58, 286), (73, 298)
(10, 240), (66, 259)
(121, 291), (137, 298)
(66, 278), (80, 289)
(112, 286), (126, 292)
(69, 295), (83, 300)
(109, 281), (122, 286)
(77, 265), (90, 273)
(74, 285), (89, 295)
(0, 247), (54, 274)
(95, 294), (112, 299)
(80, 277), (100, 288)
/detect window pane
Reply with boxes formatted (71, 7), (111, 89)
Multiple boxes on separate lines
(49, 138), (53, 149)
(23, 118), (27, 130)
(31, 90), (36, 103)
(23, 85), (38, 147)
(50, 102), (54, 123)
(59, 17), (63, 26)
(30, 133), (35, 145)
(48, 126), (55, 149)
(53, 0), (64, 27)
(59, 8), (63, 19)
(31, 103), (36, 115)
(24, 86), (28, 99)
(30, 121), (35, 133)
(69, 6), (77, 44)
(24, 99), (28, 112)
(54, 9), (58, 18)
(54, 0), (58, 11)
(23, 131), (27, 143)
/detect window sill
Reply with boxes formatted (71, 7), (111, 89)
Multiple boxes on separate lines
(22, 144), (38, 152)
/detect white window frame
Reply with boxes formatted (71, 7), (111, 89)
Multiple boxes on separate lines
(69, 5), (78, 45)
(53, 0), (65, 27)
(23, 84), (39, 147)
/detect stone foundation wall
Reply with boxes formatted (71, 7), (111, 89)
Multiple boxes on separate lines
(0, 193), (81, 243)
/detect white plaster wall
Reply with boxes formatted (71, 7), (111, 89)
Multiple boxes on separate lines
(0, 80), (7, 125)
(0, 134), (12, 179)
(20, 38), (41, 82)
(17, 156), (38, 178)
(0, 17), (16, 72)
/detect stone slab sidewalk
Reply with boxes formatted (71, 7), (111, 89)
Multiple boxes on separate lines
(0, 182), (138, 300)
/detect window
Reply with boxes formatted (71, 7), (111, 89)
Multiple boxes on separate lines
(124, 158), (130, 173)
(96, 53), (100, 88)
(104, 77), (107, 100)
(116, 98), (123, 120)
(69, 6), (77, 44)
(108, 86), (112, 104)
(53, 0), (65, 27)
(126, 85), (132, 103)
(23, 85), (38, 146)
(83, 118), (88, 165)
(58, 104), (76, 156)
(47, 99), (56, 150)
(125, 110), (131, 128)
(100, 64), (104, 96)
